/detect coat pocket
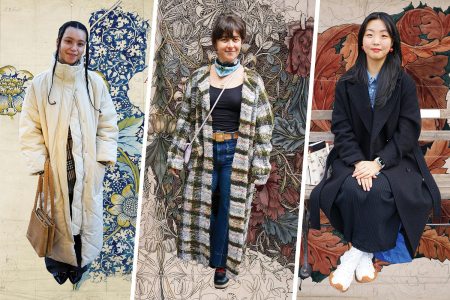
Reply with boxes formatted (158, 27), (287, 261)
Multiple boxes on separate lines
(93, 162), (106, 196)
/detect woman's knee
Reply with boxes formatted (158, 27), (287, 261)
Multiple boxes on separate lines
(369, 174), (390, 193)
(339, 175), (360, 195)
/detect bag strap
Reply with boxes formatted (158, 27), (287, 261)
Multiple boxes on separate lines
(33, 173), (44, 211)
(43, 160), (49, 212)
(187, 69), (240, 146)
(42, 159), (56, 220)
(48, 160), (55, 220)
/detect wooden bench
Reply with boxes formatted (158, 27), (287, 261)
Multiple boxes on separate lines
(299, 109), (450, 286)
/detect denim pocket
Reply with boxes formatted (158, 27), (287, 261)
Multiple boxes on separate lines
(225, 139), (237, 154)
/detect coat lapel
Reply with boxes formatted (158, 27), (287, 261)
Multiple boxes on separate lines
(230, 67), (257, 179)
(239, 67), (257, 125)
(347, 82), (373, 134)
(195, 67), (213, 160)
(371, 78), (401, 139)
(197, 66), (211, 113)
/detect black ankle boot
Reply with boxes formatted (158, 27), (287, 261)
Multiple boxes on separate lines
(68, 270), (82, 284)
(53, 272), (68, 285)
(68, 265), (88, 284)
(214, 267), (229, 289)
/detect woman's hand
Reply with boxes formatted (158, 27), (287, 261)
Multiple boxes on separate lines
(168, 168), (180, 178)
(352, 160), (381, 179)
(357, 177), (373, 192)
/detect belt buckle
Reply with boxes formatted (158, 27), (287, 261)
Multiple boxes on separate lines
(215, 132), (224, 142)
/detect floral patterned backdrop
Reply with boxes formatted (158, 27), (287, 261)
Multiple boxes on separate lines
(84, 5), (149, 284)
(0, 66), (33, 117)
(305, 3), (450, 283)
(136, 0), (314, 298)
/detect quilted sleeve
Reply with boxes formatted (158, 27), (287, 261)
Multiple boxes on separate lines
(251, 76), (274, 185)
(19, 83), (48, 175)
(167, 78), (195, 171)
(96, 83), (118, 165)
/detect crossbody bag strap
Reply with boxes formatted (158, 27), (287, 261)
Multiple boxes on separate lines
(187, 68), (240, 145)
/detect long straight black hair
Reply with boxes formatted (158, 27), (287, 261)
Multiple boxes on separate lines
(342, 12), (402, 108)
(48, 21), (98, 111)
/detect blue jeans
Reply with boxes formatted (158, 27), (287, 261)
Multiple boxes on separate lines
(209, 138), (237, 267)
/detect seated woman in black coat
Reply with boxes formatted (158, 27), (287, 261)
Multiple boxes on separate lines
(310, 12), (440, 292)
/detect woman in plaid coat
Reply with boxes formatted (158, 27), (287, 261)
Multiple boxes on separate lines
(167, 14), (273, 289)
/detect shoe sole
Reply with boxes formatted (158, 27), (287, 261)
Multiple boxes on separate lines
(328, 272), (349, 292)
(214, 281), (229, 289)
(355, 270), (378, 283)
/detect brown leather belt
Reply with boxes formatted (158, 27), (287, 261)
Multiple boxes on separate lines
(212, 132), (239, 142)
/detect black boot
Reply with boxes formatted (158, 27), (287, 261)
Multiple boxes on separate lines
(68, 265), (88, 284)
(53, 272), (69, 285)
(214, 267), (229, 289)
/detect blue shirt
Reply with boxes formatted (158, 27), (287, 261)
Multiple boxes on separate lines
(367, 71), (378, 108)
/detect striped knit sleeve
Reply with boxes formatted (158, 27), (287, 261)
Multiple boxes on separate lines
(167, 78), (194, 170)
(251, 76), (274, 185)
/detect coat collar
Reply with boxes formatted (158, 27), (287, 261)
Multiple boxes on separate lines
(346, 75), (401, 138)
(51, 55), (84, 83)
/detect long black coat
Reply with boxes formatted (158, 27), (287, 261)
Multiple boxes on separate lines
(310, 71), (441, 256)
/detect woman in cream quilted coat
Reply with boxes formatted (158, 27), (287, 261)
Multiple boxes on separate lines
(19, 21), (118, 284)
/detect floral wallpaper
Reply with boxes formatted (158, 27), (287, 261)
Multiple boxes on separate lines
(0, 66), (33, 117)
(80, 5), (149, 284)
(136, 0), (314, 298)
(305, 3), (450, 283)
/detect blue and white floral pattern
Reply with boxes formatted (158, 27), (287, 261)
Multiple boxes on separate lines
(85, 6), (149, 282)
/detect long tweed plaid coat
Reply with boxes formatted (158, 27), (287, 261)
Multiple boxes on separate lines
(167, 65), (274, 275)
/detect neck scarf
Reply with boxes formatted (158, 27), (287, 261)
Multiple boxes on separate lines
(214, 58), (241, 77)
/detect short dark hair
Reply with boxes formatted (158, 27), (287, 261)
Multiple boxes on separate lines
(211, 14), (246, 47)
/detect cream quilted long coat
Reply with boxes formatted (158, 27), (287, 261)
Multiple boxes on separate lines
(167, 66), (274, 275)
(19, 59), (118, 267)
